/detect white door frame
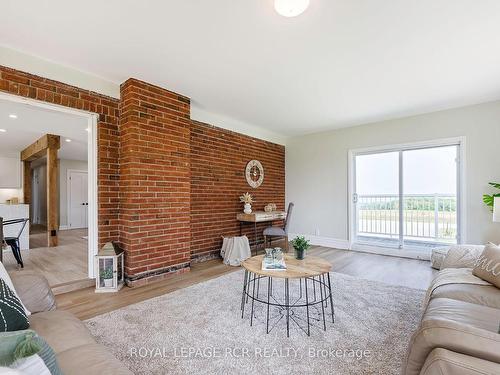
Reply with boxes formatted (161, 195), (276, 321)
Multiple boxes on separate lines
(67, 169), (88, 230)
(0, 92), (99, 279)
(347, 136), (467, 258)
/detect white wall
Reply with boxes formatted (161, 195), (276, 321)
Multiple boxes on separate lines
(0, 188), (22, 203)
(286, 100), (500, 246)
(0, 46), (120, 99)
(59, 159), (88, 229)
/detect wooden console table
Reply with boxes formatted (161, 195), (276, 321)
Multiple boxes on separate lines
(236, 211), (286, 253)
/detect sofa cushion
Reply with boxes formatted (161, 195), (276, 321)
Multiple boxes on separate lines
(29, 311), (95, 354)
(9, 273), (56, 314)
(431, 282), (500, 309)
(472, 243), (500, 288)
(57, 343), (132, 375)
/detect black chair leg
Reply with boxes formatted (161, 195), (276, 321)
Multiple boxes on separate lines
(6, 239), (23, 268)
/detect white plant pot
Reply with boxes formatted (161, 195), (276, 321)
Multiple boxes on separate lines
(103, 278), (113, 288)
(244, 203), (252, 214)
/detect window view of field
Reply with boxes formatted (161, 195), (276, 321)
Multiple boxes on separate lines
(355, 145), (458, 246)
(358, 195), (457, 243)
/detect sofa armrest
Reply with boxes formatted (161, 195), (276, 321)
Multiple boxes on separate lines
(9, 272), (56, 313)
(403, 298), (500, 375)
(421, 348), (500, 375)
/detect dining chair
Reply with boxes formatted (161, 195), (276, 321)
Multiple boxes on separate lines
(3, 218), (29, 268)
(263, 202), (294, 252)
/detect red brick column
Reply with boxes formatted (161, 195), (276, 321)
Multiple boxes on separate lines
(119, 78), (191, 286)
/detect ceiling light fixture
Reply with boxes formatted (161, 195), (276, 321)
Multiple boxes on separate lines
(8, 114), (17, 119)
(0, 129), (6, 133)
(85, 128), (90, 132)
(65, 139), (72, 143)
(274, 0), (310, 17)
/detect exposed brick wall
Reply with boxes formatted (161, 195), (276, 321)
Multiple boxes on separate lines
(0, 66), (120, 247)
(119, 79), (191, 285)
(0, 66), (286, 286)
(190, 121), (285, 261)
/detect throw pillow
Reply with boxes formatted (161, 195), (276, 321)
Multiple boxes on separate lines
(0, 278), (29, 332)
(10, 355), (50, 375)
(440, 244), (485, 269)
(0, 263), (30, 316)
(0, 330), (62, 375)
(472, 243), (500, 288)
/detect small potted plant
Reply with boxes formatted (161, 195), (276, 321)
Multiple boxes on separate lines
(239, 192), (254, 214)
(291, 236), (310, 260)
(100, 268), (114, 287)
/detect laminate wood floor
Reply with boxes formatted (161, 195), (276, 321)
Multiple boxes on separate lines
(3, 229), (88, 287)
(56, 246), (436, 320)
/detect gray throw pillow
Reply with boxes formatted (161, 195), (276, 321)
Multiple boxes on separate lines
(472, 243), (500, 288)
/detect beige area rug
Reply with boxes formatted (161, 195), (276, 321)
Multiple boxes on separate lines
(86, 271), (424, 375)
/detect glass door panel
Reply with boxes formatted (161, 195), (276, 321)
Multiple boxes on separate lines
(402, 146), (458, 245)
(355, 152), (400, 247)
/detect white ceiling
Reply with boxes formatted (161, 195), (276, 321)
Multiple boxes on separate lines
(0, 99), (88, 161)
(1, 0), (500, 137)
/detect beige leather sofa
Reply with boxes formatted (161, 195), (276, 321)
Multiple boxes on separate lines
(10, 272), (132, 375)
(403, 267), (500, 374)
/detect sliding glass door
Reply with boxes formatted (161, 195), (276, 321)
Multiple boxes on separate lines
(352, 143), (461, 250)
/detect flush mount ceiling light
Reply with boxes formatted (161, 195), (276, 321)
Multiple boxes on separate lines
(8, 114), (17, 119)
(274, 0), (310, 17)
(65, 138), (72, 143)
(0, 129), (6, 133)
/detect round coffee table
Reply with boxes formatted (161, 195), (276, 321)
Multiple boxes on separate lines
(240, 254), (334, 337)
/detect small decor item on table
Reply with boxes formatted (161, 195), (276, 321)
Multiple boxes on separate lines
(95, 242), (125, 293)
(291, 236), (310, 260)
(264, 203), (277, 213)
(262, 248), (287, 270)
(239, 192), (254, 214)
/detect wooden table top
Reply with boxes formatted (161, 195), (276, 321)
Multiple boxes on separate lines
(236, 210), (286, 222)
(241, 254), (332, 279)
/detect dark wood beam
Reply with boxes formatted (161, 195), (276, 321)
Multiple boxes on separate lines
(21, 134), (60, 162)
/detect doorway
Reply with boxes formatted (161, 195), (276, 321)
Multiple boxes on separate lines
(349, 138), (465, 256)
(0, 92), (98, 286)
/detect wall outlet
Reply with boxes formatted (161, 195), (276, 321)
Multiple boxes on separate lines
(315, 228), (320, 236)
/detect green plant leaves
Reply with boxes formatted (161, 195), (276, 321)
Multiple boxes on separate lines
(483, 183), (500, 211)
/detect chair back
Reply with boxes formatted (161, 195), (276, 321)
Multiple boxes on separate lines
(3, 218), (29, 240)
(284, 202), (294, 234)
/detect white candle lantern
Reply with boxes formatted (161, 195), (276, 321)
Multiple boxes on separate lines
(95, 242), (124, 293)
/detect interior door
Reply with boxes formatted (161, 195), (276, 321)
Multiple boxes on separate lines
(69, 171), (88, 229)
